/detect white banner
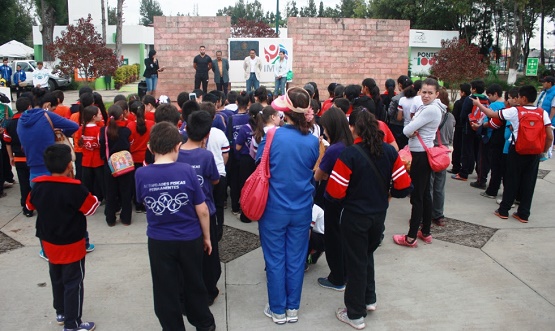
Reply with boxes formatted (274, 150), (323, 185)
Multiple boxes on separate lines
(228, 38), (293, 85)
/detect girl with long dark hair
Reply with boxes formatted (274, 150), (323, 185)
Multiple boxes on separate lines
(76, 106), (105, 203)
(143, 49), (164, 97)
(99, 105), (133, 226)
(326, 109), (412, 330)
(314, 107), (354, 291)
(128, 104), (155, 213)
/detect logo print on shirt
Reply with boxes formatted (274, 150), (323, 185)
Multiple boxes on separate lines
(144, 192), (189, 215)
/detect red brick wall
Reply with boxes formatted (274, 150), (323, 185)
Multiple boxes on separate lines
(154, 16), (231, 102)
(287, 17), (410, 100)
(154, 16), (409, 102)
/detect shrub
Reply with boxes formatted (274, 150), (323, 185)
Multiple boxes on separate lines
(114, 64), (140, 90)
(484, 76), (511, 91)
(514, 75), (540, 87)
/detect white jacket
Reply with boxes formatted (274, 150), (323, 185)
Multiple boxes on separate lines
(243, 56), (262, 81)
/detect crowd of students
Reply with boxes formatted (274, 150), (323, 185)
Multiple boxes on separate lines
(1, 73), (553, 330)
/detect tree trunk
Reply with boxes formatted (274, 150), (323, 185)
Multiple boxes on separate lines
(101, 0), (107, 43)
(115, 0), (124, 61)
(540, 0), (545, 65)
(509, 1), (524, 70)
(40, 0), (56, 62)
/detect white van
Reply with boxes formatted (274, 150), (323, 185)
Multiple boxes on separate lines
(10, 60), (71, 91)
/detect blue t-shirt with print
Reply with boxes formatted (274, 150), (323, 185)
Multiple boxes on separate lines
(235, 123), (254, 158)
(177, 148), (220, 215)
(135, 162), (206, 241)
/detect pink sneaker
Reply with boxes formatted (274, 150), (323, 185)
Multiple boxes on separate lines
(393, 235), (417, 248)
(417, 230), (432, 244)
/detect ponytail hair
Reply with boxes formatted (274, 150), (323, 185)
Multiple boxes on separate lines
(107, 105), (123, 141)
(248, 102), (262, 128)
(237, 91), (250, 110)
(143, 94), (158, 108)
(349, 107), (383, 157)
(282, 87), (311, 135)
(136, 104), (147, 135)
(78, 92), (95, 125)
(78, 106), (100, 147)
(254, 106), (278, 143)
(386, 79), (395, 98)
(93, 92), (108, 122)
(362, 78), (380, 99)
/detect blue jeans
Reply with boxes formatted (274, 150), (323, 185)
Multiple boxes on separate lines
(430, 169), (446, 220)
(274, 77), (287, 96)
(246, 73), (259, 92)
(259, 209), (311, 314)
(145, 74), (158, 92)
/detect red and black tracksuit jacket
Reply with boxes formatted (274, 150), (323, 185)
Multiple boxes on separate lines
(326, 141), (412, 213)
(26, 176), (99, 264)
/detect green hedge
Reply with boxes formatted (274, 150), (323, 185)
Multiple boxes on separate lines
(114, 64), (139, 90)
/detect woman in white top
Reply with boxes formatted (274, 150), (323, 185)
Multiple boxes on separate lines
(274, 51), (288, 96)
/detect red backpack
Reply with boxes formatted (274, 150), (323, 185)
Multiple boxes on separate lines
(514, 106), (546, 155)
(468, 97), (490, 130)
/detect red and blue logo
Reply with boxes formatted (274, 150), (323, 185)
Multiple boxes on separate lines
(264, 44), (289, 64)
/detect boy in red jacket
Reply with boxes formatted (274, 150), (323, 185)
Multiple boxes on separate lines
(26, 144), (99, 331)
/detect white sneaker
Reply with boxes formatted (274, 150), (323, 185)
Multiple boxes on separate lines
(286, 309), (298, 323)
(264, 303), (286, 324)
(496, 198), (515, 208)
(366, 302), (377, 311)
(336, 308), (365, 330)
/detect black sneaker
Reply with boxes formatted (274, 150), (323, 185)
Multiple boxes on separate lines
(22, 207), (34, 217)
(469, 181), (486, 189)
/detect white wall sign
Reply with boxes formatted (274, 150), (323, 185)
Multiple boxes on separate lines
(228, 38), (293, 85)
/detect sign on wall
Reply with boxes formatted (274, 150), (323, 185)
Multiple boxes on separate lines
(228, 38), (293, 85)
(409, 30), (458, 76)
(410, 47), (439, 76)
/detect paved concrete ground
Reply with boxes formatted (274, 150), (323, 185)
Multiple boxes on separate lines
(1, 91), (554, 329)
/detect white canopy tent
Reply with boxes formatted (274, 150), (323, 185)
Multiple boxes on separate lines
(0, 40), (34, 59)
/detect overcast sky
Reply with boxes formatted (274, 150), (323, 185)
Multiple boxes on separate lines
(107, 0), (551, 49)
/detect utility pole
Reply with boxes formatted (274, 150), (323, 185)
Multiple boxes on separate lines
(276, 0), (280, 36)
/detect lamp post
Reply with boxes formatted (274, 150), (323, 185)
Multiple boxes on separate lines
(276, 0), (280, 36)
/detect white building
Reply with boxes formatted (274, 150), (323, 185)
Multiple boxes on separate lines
(32, 0), (154, 76)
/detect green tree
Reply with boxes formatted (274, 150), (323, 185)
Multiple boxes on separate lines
(300, 0), (318, 17)
(322, 6), (340, 17)
(108, 5), (117, 25)
(338, 0), (369, 18)
(318, 1), (324, 17)
(216, 0), (266, 24)
(286, 1), (299, 17)
(140, 0), (164, 26)
(0, 0), (34, 45)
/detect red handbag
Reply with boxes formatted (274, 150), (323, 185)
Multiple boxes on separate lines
(417, 131), (450, 172)
(240, 127), (277, 221)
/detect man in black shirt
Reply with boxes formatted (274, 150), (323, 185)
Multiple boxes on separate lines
(193, 46), (212, 94)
